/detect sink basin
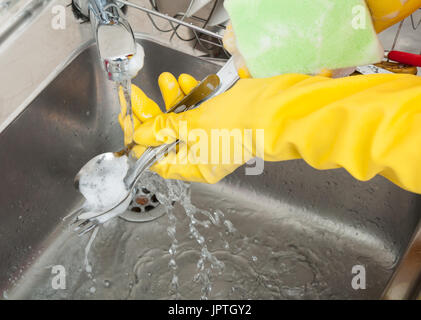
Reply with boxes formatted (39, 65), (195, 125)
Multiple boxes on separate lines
(1, 36), (421, 300)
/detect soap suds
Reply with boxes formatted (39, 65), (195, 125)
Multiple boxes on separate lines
(78, 155), (129, 212)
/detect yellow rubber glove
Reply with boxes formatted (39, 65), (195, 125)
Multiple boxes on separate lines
(134, 73), (421, 194)
(366, 0), (421, 33)
(158, 72), (199, 111)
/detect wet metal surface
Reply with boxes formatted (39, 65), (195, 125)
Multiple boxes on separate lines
(1, 37), (421, 299)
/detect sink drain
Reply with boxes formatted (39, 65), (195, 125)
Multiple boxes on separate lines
(119, 188), (166, 223)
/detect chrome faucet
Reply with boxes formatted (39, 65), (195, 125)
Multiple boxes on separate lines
(72, 0), (142, 82)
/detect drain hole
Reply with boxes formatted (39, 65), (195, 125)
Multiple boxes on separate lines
(128, 187), (161, 214)
(135, 197), (149, 206)
(120, 187), (175, 223)
(144, 205), (155, 211)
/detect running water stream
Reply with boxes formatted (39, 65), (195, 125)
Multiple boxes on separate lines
(118, 80), (135, 147)
(139, 171), (235, 299)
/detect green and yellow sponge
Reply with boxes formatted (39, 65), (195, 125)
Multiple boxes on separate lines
(224, 0), (384, 78)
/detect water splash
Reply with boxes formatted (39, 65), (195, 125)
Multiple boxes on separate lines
(137, 171), (235, 299)
(179, 189), (225, 299)
(84, 226), (99, 274)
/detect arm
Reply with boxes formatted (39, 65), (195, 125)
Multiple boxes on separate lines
(134, 73), (421, 194)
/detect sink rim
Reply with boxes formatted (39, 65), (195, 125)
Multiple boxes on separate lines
(2, 30), (420, 299)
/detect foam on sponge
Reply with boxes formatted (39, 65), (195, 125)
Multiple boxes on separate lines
(224, 0), (384, 78)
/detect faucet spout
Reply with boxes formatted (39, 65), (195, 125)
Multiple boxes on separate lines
(73, 0), (142, 82)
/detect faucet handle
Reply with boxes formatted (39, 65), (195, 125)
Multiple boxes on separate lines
(96, 18), (137, 81)
(103, 42), (145, 82)
(73, 0), (141, 81)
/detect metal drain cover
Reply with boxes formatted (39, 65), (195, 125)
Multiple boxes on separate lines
(119, 188), (166, 223)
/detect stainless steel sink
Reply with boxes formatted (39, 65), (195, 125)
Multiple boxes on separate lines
(1, 36), (421, 300)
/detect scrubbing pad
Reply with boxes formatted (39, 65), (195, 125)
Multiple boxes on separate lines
(224, 0), (384, 78)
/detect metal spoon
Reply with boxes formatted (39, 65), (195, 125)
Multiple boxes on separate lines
(74, 74), (220, 191)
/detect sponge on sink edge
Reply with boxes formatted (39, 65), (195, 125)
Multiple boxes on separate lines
(224, 0), (384, 78)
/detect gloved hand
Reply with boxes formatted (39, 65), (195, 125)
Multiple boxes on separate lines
(133, 73), (421, 194)
(121, 1), (421, 193)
